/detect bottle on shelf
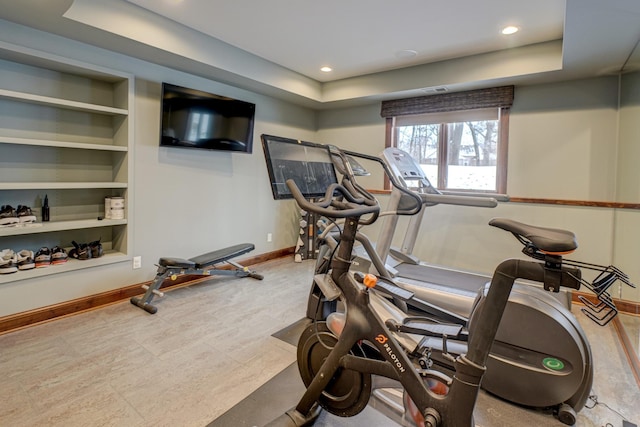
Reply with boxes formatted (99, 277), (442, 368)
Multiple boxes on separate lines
(42, 195), (50, 222)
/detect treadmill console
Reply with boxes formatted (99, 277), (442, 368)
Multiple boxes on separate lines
(384, 148), (424, 179)
(381, 147), (436, 192)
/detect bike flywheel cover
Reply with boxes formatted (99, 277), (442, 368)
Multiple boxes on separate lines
(297, 322), (372, 416)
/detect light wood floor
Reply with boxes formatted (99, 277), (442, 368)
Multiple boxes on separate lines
(0, 257), (638, 427)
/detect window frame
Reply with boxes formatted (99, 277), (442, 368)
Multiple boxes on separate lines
(381, 86), (513, 194)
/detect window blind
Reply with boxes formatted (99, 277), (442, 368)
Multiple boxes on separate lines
(381, 86), (514, 118)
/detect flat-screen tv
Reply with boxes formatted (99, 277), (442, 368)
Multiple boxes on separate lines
(261, 134), (338, 200)
(160, 83), (256, 153)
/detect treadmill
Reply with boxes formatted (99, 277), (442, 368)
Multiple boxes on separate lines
(374, 147), (572, 316)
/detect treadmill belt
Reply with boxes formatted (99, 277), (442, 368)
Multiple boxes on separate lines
(395, 264), (490, 294)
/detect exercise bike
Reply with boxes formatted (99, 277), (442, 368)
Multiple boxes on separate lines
(263, 143), (589, 427)
(313, 215), (594, 425)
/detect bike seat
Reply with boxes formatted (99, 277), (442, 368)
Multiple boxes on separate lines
(489, 218), (577, 254)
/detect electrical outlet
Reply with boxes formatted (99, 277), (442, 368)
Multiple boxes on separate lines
(133, 256), (142, 269)
(267, 233), (273, 242)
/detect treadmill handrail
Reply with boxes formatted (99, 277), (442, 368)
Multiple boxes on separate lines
(440, 190), (510, 202)
(420, 192), (498, 208)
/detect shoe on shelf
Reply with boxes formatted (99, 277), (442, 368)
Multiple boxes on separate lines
(88, 239), (103, 258)
(51, 246), (68, 265)
(69, 241), (92, 260)
(35, 247), (52, 268)
(0, 249), (18, 274)
(16, 205), (37, 224)
(17, 250), (35, 270)
(0, 205), (19, 227)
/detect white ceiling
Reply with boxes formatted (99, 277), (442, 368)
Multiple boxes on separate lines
(124, 0), (566, 82)
(0, 0), (639, 107)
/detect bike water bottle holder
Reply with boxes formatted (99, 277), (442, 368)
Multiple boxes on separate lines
(521, 241), (635, 326)
(563, 260), (636, 326)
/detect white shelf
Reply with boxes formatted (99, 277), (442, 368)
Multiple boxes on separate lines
(0, 182), (128, 190)
(0, 88), (128, 116)
(0, 219), (127, 237)
(0, 136), (127, 152)
(0, 42), (133, 285)
(0, 251), (130, 284)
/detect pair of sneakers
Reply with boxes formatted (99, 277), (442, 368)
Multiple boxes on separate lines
(0, 249), (39, 273)
(0, 205), (37, 227)
(34, 246), (69, 268)
(69, 239), (103, 260)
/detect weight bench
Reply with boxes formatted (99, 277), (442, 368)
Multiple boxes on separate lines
(130, 243), (263, 314)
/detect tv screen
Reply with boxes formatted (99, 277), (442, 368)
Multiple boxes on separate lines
(261, 134), (338, 200)
(160, 83), (255, 153)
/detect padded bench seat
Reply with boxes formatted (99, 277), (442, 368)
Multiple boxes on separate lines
(159, 243), (255, 269)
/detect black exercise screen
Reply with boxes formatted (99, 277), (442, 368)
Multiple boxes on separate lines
(261, 134), (338, 200)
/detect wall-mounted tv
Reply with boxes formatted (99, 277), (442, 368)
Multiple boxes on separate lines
(261, 134), (338, 200)
(160, 83), (256, 154)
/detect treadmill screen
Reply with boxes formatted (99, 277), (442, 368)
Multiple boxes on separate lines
(261, 134), (338, 200)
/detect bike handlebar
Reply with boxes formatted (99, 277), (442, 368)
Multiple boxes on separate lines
(286, 179), (381, 220)
(340, 148), (423, 216)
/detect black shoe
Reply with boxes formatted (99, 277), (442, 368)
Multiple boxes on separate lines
(51, 246), (68, 265)
(69, 241), (92, 260)
(88, 239), (103, 258)
(35, 247), (51, 268)
(0, 205), (19, 227)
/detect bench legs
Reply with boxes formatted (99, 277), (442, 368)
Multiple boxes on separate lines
(130, 261), (263, 314)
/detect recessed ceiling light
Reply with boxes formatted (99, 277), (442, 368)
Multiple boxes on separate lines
(320, 66), (333, 72)
(396, 49), (418, 59)
(501, 26), (519, 35)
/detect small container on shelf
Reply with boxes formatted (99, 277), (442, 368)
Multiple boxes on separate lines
(109, 197), (124, 220)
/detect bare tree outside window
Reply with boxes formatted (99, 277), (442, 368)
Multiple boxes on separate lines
(397, 124), (439, 184)
(396, 118), (499, 191)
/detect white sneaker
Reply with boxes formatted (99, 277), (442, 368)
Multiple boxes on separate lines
(17, 250), (35, 270)
(0, 249), (18, 274)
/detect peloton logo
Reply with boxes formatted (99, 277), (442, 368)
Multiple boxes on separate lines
(376, 334), (406, 373)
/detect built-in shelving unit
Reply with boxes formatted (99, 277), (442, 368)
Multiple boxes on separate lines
(0, 41), (133, 284)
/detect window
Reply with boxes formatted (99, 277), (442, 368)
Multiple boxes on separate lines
(382, 86), (513, 193)
(395, 109), (501, 191)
